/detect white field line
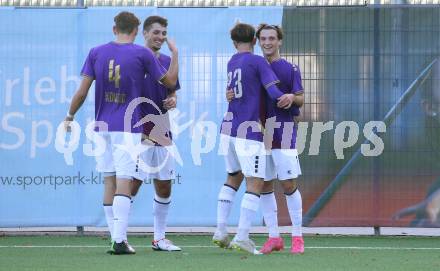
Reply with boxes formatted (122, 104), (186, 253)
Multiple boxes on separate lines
(0, 245), (439, 250)
(2, 227), (440, 236)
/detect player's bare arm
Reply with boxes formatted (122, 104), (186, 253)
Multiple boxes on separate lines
(64, 76), (93, 130)
(292, 92), (304, 107)
(160, 38), (179, 89)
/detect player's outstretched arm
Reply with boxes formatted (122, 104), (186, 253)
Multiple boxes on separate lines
(258, 57), (284, 100)
(265, 84), (284, 100)
(64, 76), (93, 129)
(160, 38), (179, 89)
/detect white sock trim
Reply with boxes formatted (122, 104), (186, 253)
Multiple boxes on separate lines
(154, 195), (171, 204)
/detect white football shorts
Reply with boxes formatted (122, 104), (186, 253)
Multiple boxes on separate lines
(220, 134), (267, 179)
(94, 131), (142, 180)
(265, 149), (302, 181)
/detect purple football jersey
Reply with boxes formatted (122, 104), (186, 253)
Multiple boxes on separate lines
(81, 42), (167, 133)
(141, 53), (180, 146)
(265, 58), (304, 149)
(220, 52), (282, 142)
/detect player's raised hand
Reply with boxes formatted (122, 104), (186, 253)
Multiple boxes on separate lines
(226, 89), (235, 102)
(165, 38), (178, 54)
(277, 94), (294, 109)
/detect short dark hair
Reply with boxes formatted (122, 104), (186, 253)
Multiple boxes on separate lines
(230, 23), (255, 43)
(143, 16), (168, 32)
(256, 23), (283, 40)
(114, 11), (140, 34)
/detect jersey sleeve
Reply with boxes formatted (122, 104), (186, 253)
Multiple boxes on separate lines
(142, 48), (167, 83)
(257, 57), (280, 90)
(257, 57), (283, 99)
(291, 64), (304, 94)
(290, 64), (303, 116)
(80, 48), (95, 78)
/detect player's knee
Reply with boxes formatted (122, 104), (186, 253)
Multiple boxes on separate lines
(130, 179), (142, 197)
(261, 181), (274, 194)
(104, 175), (116, 190)
(114, 184), (131, 197)
(282, 180), (298, 195)
(228, 171), (241, 177)
(102, 193), (114, 205)
(226, 171), (243, 189)
(156, 185), (171, 198)
(131, 187), (139, 197)
(246, 179), (264, 195)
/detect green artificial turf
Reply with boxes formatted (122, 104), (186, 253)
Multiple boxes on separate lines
(0, 235), (439, 271)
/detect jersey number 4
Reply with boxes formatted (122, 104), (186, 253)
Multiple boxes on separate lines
(109, 59), (120, 88)
(227, 68), (243, 98)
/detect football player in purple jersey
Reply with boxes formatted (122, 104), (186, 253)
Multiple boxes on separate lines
(213, 22), (292, 254)
(64, 11), (178, 255)
(215, 23), (305, 255)
(130, 15), (182, 252)
(256, 24), (305, 255)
